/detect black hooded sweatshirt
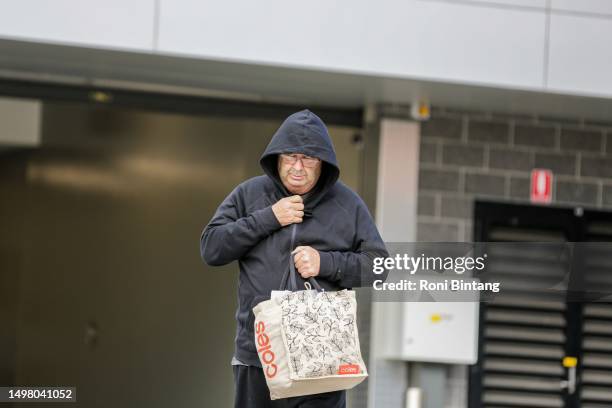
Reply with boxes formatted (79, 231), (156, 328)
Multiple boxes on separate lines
(200, 109), (389, 367)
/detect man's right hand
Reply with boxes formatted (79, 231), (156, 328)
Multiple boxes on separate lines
(272, 195), (304, 226)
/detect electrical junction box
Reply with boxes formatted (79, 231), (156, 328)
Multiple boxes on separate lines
(375, 276), (480, 365)
(399, 301), (479, 364)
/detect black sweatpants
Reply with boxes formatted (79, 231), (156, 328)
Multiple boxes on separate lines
(233, 365), (346, 408)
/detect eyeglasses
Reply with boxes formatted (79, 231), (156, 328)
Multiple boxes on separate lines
(280, 153), (321, 168)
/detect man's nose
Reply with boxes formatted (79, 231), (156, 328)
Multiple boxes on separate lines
(292, 158), (304, 170)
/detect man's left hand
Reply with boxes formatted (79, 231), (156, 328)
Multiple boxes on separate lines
(292, 246), (320, 279)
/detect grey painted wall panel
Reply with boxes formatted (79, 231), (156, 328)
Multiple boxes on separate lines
(548, 13), (612, 96)
(0, 0), (155, 51)
(158, 0), (546, 89)
(551, 0), (612, 15)
(0, 97), (41, 146)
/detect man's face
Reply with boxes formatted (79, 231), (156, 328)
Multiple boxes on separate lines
(277, 153), (322, 195)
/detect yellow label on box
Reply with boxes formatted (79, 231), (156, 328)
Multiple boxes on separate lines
(563, 357), (578, 368)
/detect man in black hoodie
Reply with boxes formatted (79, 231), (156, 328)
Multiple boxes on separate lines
(200, 109), (388, 407)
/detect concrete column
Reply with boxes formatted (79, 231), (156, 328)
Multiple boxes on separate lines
(369, 118), (420, 408)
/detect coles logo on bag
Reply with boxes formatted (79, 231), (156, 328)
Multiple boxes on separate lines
(338, 364), (360, 375)
(256, 321), (277, 378)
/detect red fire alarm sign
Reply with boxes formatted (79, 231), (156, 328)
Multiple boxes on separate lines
(531, 169), (553, 204)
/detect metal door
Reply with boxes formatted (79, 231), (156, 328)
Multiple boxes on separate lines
(469, 201), (612, 408)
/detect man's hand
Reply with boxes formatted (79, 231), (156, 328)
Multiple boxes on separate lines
(292, 246), (320, 279)
(272, 195), (304, 226)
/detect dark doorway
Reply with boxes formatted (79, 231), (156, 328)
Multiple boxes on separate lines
(469, 200), (612, 408)
(0, 98), (364, 408)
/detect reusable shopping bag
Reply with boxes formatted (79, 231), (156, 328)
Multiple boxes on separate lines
(252, 224), (368, 400)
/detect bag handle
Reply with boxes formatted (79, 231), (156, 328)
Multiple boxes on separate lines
(280, 223), (324, 292)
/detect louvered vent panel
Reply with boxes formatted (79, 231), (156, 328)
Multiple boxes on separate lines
(480, 226), (568, 408)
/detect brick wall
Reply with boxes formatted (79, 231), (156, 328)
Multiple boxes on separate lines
(363, 104), (612, 408)
(416, 108), (612, 408)
(417, 108), (612, 242)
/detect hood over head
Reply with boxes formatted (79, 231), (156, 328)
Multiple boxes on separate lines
(260, 109), (340, 214)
